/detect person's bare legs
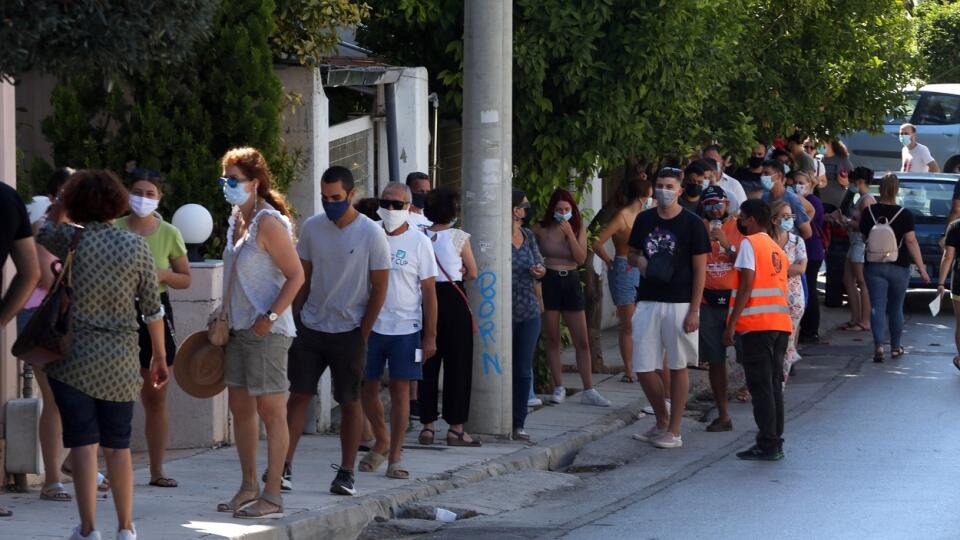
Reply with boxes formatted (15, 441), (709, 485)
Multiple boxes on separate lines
(102, 447), (133, 531)
(636, 371), (668, 428)
(284, 392), (313, 464)
(361, 415), (374, 443)
(140, 368), (170, 484)
(71, 444), (99, 536)
(362, 381), (389, 457)
(387, 381), (411, 464)
(667, 368), (689, 435)
(34, 370), (63, 486)
(339, 400), (363, 469)
(843, 258), (861, 326)
(256, 393), (289, 502)
(852, 262), (871, 328)
(708, 362), (730, 423)
(660, 354), (672, 400)
(542, 310), (564, 388)
(227, 387), (260, 501)
(561, 310), (594, 389)
(616, 304), (635, 378)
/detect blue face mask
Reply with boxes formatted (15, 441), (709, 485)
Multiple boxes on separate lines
(322, 199), (351, 222)
(760, 175), (774, 191)
(779, 217), (795, 232)
(899, 134), (912, 146)
(223, 182), (251, 206)
(783, 164), (791, 175)
(817, 145), (827, 155)
(642, 198), (653, 209)
(786, 185), (797, 193)
(554, 211), (573, 222)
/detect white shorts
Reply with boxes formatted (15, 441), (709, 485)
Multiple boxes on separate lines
(632, 301), (698, 372)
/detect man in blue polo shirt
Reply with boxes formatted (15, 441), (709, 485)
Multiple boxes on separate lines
(760, 160), (813, 240)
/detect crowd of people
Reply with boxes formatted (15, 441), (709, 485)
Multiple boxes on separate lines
(0, 123), (953, 537)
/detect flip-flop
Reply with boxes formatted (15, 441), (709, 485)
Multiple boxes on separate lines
(217, 488), (259, 513)
(706, 418), (733, 432)
(61, 465), (110, 492)
(358, 450), (386, 473)
(39, 482), (72, 502)
(446, 429), (482, 447)
(385, 462), (409, 480)
(148, 477), (178, 488)
(418, 428), (435, 445)
(233, 493), (283, 519)
(953, 356), (960, 372)
(839, 323), (868, 332)
(619, 374), (635, 383)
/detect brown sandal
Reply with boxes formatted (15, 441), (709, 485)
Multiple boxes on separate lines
(233, 493), (283, 519)
(446, 429), (482, 447)
(39, 482), (72, 502)
(418, 428), (435, 445)
(217, 488), (259, 513)
(148, 477), (178, 488)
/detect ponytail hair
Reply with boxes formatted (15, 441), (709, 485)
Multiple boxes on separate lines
(221, 147), (293, 220)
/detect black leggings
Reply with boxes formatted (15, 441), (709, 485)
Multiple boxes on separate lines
(799, 260), (822, 339)
(419, 282), (474, 426)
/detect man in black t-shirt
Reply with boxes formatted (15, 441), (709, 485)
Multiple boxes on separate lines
(0, 181), (40, 518)
(938, 218), (960, 370)
(627, 167), (709, 449)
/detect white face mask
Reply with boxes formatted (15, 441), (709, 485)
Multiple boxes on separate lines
(377, 207), (409, 232)
(129, 195), (159, 218)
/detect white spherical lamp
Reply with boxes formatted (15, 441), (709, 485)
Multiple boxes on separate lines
(172, 204), (214, 262)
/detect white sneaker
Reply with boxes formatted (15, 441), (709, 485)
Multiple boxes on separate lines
(641, 398), (671, 416)
(527, 397), (543, 407)
(66, 526), (101, 540)
(580, 388), (611, 407)
(651, 431), (683, 449)
(117, 525), (137, 540)
(550, 386), (566, 403)
(631, 425), (665, 442)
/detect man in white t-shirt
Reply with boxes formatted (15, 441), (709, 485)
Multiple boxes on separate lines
(360, 182), (438, 479)
(900, 123), (940, 173)
(702, 145), (746, 214)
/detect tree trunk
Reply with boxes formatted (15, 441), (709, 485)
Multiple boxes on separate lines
(584, 252), (605, 373)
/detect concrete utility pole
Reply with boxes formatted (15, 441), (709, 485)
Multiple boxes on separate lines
(462, 0), (512, 436)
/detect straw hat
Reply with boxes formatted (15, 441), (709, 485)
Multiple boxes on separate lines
(174, 331), (225, 399)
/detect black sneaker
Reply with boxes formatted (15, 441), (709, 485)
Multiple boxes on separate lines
(736, 445), (784, 461)
(262, 462), (293, 491)
(330, 465), (356, 496)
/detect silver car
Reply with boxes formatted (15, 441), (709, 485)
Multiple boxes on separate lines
(843, 84), (960, 173)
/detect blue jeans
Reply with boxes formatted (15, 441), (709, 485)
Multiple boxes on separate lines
(864, 263), (910, 349)
(513, 317), (541, 430)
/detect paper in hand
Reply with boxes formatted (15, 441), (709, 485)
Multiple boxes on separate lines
(930, 292), (943, 317)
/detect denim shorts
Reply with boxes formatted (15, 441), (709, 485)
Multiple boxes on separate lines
(224, 330), (294, 396)
(365, 331), (422, 381)
(48, 378), (134, 449)
(608, 256), (640, 306)
(848, 233), (866, 263)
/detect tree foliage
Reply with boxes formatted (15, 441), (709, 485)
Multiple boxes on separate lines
(0, 0), (215, 79)
(915, 0), (960, 84)
(273, 0), (371, 65)
(358, 0), (915, 208)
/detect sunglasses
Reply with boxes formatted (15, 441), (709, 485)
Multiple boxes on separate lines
(218, 176), (250, 188)
(378, 199), (407, 210)
(703, 203), (725, 212)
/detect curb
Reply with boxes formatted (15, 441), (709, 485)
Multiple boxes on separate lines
(240, 399), (647, 540)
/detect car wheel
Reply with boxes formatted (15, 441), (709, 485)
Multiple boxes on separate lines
(944, 156), (960, 173)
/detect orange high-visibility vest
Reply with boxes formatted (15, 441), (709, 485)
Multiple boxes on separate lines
(730, 233), (793, 334)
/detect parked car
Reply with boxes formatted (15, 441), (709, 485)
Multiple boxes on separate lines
(862, 172), (960, 288)
(843, 84), (960, 173)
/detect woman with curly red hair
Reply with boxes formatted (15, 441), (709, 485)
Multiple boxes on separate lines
(534, 188), (610, 407)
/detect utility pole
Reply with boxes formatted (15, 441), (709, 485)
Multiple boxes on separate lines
(462, 0), (512, 436)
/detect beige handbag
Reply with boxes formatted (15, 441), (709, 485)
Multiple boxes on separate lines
(207, 224), (249, 347)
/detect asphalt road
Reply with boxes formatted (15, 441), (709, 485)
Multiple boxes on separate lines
(408, 296), (960, 540)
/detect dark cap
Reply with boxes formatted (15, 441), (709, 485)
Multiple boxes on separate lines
(701, 185), (728, 203)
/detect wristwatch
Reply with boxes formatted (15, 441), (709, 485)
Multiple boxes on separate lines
(264, 311), (279, 322)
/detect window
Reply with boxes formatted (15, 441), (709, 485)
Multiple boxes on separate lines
(886, 92), (920, 124)
(914, 93), (960, 126)
(866, 180), (954, 224)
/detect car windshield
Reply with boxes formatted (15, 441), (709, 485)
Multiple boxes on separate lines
(865, 179), (954, 224)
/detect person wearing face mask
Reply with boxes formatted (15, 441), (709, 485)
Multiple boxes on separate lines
(819, 140), (855, 212)
(360, 183), (438, 481)
(217, 147), (305, 519)
(698, 186), (742, 432)
(115, 168), (191, 491)
(416, 187), (480, 447)
(804, 138), (828, 189)
(733, 142), (768, 195)
(283, 166), (390, 497)
(769, 202), (808, 383)
(628, 168), (709, 449)
(592, 171), (652, 383)
(900, 123), (939, 173)
(759, 160), (813, 240)
(511, 190), (545, 440)
(680, 164), (706, 214)
(793, 172), (827, 344)
(786, 133), (817, 175)
(405, 171), (434, 233)
(836, 166), (876, 334)
(722, 199), (792, 461)
(534, 188), (611, 408)
(702, 145), (747, 213)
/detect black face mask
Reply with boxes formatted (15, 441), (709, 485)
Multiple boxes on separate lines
(736, 219), (749, 236)
(412, 192), (427, 209)
(748, 156), (764, 169)
(684, 184), (702, 198)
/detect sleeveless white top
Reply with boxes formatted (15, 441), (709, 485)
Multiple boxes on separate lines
(427, 228), (470, 282)
(224, 205), (296, 337)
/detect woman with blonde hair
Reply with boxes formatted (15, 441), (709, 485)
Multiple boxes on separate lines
(215, 147), (304, 518)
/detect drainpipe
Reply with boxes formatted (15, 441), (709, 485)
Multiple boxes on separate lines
(384, 83), (400, 183)
(428, 92), (440, 185)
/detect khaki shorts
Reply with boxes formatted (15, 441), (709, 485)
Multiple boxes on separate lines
(224, 330), (294, 396)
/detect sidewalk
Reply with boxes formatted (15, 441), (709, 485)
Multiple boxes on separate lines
(1, 305), (859, 540)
